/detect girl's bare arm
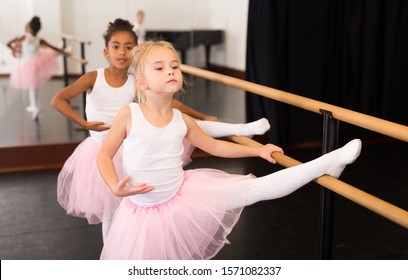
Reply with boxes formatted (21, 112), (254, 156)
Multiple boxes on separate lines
(97, 106), (154, 197)
(50, 71), (108, 131)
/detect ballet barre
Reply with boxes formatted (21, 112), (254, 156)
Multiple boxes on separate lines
(61, 33), (91, 118)
(60, 33), (92, 45)
(60, 32), (91, 85)
(229, 135), (408, 230)
(66, 53), (87, 65)
(181, 63), (408, 226)
(180, 64), (408, 258)
(181, 65), (408, 143)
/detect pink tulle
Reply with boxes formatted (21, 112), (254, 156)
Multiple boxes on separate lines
(57, 137), (123, 224)
(181, 139), (195, 166)
(58, 137), (196, 224)
(100, 169), (254, 260)
(10, 47), (59, 89)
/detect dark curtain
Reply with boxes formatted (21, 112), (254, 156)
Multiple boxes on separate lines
(246, 0), (408, 145)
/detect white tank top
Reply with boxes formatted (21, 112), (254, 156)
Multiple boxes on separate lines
(124, 103), (187, 205)
(22, 34), (40, 59)
(85, 68), (135, 142)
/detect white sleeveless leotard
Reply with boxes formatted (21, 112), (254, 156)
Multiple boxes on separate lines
(123, 103), (187, 205)
(22, 34), (40, 59)
(85, 68), (135, 142)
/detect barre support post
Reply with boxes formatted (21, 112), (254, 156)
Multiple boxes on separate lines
(80, 42), (87, 119)
(319, 109), (339, 259)
(62, 38), (69, 87)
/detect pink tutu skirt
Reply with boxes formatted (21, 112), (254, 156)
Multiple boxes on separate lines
(10, 47), (59, 90)
(57, 137), (123, 224)
(100, 169), (254, 260)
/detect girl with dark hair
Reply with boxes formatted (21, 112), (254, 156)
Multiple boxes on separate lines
(7, 16), (71, 120)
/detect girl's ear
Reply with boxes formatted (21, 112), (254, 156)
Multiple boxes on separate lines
(103, 48), (109, 59)
(135, 77), (147, 90)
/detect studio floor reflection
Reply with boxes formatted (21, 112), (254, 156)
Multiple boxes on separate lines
(0, 77), (86, 148)
(0, 75), (245, 148)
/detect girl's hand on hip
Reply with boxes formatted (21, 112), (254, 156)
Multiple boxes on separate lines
(115, 176), (154, 197)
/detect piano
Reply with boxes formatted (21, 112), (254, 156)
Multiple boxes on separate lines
(145, 30), (223, 67)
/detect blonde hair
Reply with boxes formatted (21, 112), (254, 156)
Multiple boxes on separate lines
(130, 40), (183, 103)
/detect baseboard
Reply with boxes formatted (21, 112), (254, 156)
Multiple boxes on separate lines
(0, 74), (82, 79)
(0, 142), (80, 173)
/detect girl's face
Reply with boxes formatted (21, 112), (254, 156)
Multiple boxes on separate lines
(104, 31), (136, 71)
(137, 13), (144, 24)
(141, 46), (182, 97)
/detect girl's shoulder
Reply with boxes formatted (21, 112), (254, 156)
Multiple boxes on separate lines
(72, 70), (98, 92)
(116, 103), (133, 121)
(81, 70), (98, 84)
(181, 112), (195, 125)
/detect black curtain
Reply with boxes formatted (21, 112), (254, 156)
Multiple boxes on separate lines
(246, 0), (408, 145)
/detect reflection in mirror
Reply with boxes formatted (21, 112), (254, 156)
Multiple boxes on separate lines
(1, 1), (88, 149)
(0, 0), (246, 155)
(0, 0), (199, 150)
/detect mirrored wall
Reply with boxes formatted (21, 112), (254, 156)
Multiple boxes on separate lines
(0, 0), (247, 150)
(0, 0), (195, 148)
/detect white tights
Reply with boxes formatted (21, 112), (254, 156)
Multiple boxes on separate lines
(28, 89), (38, 109)
(27, 89), (39, 120)
(195, 118), (270, 138)
(227, 139), (362, 209)
(102, 219), (112, 243)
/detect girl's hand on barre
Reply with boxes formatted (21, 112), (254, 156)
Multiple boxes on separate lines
(259, 143), (284, 164)
(83, 121), (111, 131)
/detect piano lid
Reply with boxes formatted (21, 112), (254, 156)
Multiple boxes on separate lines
(145, 30), (223, 50)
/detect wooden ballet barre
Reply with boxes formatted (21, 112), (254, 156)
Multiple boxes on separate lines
(182, 64), (408, 229)
(229, 135), (408, 230)
(61, 33), (91, 45)
(181, 65), (408, 143)
(67, 53), (87, 65)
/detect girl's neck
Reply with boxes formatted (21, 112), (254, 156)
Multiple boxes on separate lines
(140, 100), (173, 127)
(142, 97), (172, 115)
(105, 67), (128, 77)
(104, 67), (128, 88)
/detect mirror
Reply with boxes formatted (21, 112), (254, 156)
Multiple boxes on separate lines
(0, 0), (246, 154)
(0, 0), (197, 149)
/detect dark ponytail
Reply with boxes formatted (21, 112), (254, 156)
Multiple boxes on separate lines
(29, 16), (41, 36)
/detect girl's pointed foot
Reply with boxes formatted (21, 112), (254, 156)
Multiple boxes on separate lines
(327, 139), (362, 178)
(244, 118), (271, 138)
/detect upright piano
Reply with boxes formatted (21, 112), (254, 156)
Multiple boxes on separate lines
(145, 30), (223, 67)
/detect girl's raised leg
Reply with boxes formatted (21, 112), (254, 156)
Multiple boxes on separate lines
(227, 139), (362, 209)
